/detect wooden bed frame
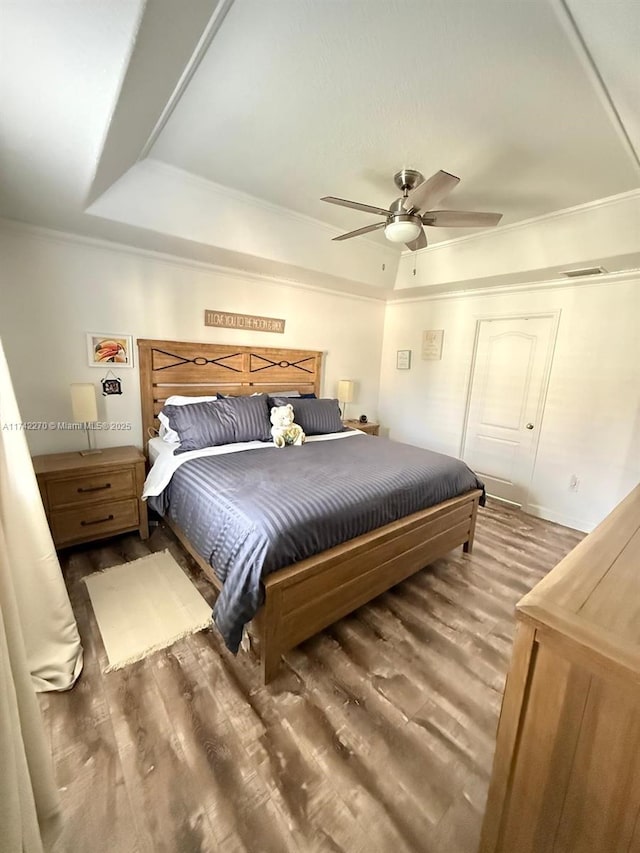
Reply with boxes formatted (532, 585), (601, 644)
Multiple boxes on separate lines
(138, 338), (482, 683)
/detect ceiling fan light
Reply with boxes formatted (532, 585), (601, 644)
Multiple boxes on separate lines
(384, 217), (421, 243)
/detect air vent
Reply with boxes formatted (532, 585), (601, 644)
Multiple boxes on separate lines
(561, 266), (607, 278)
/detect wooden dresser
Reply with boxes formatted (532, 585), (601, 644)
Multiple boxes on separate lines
(479, 484), (640, 853)
(33, 445), (148, 548)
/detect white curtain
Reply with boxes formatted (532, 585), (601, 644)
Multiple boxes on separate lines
(0, 339), (82, 690)
(0, 522), (61, 852)
(0, 338), (83, 850)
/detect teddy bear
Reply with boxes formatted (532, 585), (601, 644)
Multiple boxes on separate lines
(270, 404), (305, 448)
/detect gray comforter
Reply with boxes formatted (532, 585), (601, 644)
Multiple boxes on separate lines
(148, 434), (484, 652)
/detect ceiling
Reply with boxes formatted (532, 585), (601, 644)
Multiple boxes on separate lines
(150, 0), (638, 242)
(0, 0), (638, 295)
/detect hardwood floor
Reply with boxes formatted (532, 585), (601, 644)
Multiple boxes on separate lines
(39, 500), (583, 853)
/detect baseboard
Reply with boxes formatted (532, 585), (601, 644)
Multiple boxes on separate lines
(525, 503), (594, 533)
(485, 493), (521, 508)
(484, 492), (594, 533)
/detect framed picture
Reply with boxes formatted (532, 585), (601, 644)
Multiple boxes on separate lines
(101, 377), (123, 395)
(396, 349), (412, 370)
(87, 333), (134, 368)
(422, 329), (444, 360)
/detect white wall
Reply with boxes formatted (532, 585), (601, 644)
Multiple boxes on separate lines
(0, 224), (384, 455)
(379, 277), (640, 531)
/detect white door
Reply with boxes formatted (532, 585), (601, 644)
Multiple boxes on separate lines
(462, 316), (556, 505)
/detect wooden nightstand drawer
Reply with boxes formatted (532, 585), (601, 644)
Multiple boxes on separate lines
(50, 498), (140, 547)
(47, 468), (136, 509)
(32, 445), (148, 547)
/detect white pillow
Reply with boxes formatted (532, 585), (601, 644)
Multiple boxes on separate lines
(158, 395), (218, 443)
(164, 395), (219, 405)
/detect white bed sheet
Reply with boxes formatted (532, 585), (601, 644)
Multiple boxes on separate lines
(148, 436), (171, 464)
(143, 429), (363, 499)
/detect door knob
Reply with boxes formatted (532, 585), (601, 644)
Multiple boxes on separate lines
(525, 423), (534, 430)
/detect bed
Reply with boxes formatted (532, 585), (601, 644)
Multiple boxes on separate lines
(138, 338), (484, 683)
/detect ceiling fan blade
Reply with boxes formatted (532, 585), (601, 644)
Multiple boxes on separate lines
(405, 228), (428, 251)
(424, 210), (503, 227)
(321, 196), (390, 217)
(332, 222), (387, 241)
(402, 170), (460, 212)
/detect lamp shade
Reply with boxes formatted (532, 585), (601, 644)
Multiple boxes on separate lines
(337, 379), (354, 403)
(70, 383), (98, 423)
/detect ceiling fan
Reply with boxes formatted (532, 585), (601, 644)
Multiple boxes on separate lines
(321, 169), (503, 251)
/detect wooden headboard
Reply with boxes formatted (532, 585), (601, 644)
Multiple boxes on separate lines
(137, 338), (324, 442)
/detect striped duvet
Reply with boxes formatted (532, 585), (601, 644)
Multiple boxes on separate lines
(148, 434), (484, 652)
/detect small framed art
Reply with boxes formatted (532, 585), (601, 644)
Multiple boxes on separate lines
(396, 349), (411, 370)
(87, 333), (134, 368)
(422, 329), (444, 360)
(101, 376), (123, 395)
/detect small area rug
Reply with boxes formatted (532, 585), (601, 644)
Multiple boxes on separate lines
(83, 549), (212, 672)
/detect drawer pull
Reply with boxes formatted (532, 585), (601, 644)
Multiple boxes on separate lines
(77, 483), (112, 494)
(81, 514), (114, 526)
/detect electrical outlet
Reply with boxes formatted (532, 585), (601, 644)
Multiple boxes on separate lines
(569, 474), (580, 492)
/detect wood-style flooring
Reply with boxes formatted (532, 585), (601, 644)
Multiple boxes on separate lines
(39, 500), (584, 853)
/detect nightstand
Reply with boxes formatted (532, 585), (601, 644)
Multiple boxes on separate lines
(343, 419), (380, 436)
(32, 445), (148, 548)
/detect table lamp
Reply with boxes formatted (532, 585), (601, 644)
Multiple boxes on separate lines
(337, 379), (354, 421)
(70, 383), (101, 455)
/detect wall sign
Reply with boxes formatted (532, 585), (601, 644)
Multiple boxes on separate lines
(204, 310), (286, 334)
(422, 329), (444, 360)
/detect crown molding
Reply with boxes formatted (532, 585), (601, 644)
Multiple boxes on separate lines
(400, 187), (640, 258)
(4, 216), (636, 308)
(139, 0), (235, 159)
(387, 267), (640, 304)
(142, 158), (398, 255)
(84, 2), (146, 204)
(549, 0), (640, 174)
(0, 217), (388, 304)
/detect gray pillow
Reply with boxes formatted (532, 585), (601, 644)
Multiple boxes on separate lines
(269, 397), (344, 436)
(163, 394), (271, 454)
(162, 400), (234, 454)
(227, 394), (271, 442)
